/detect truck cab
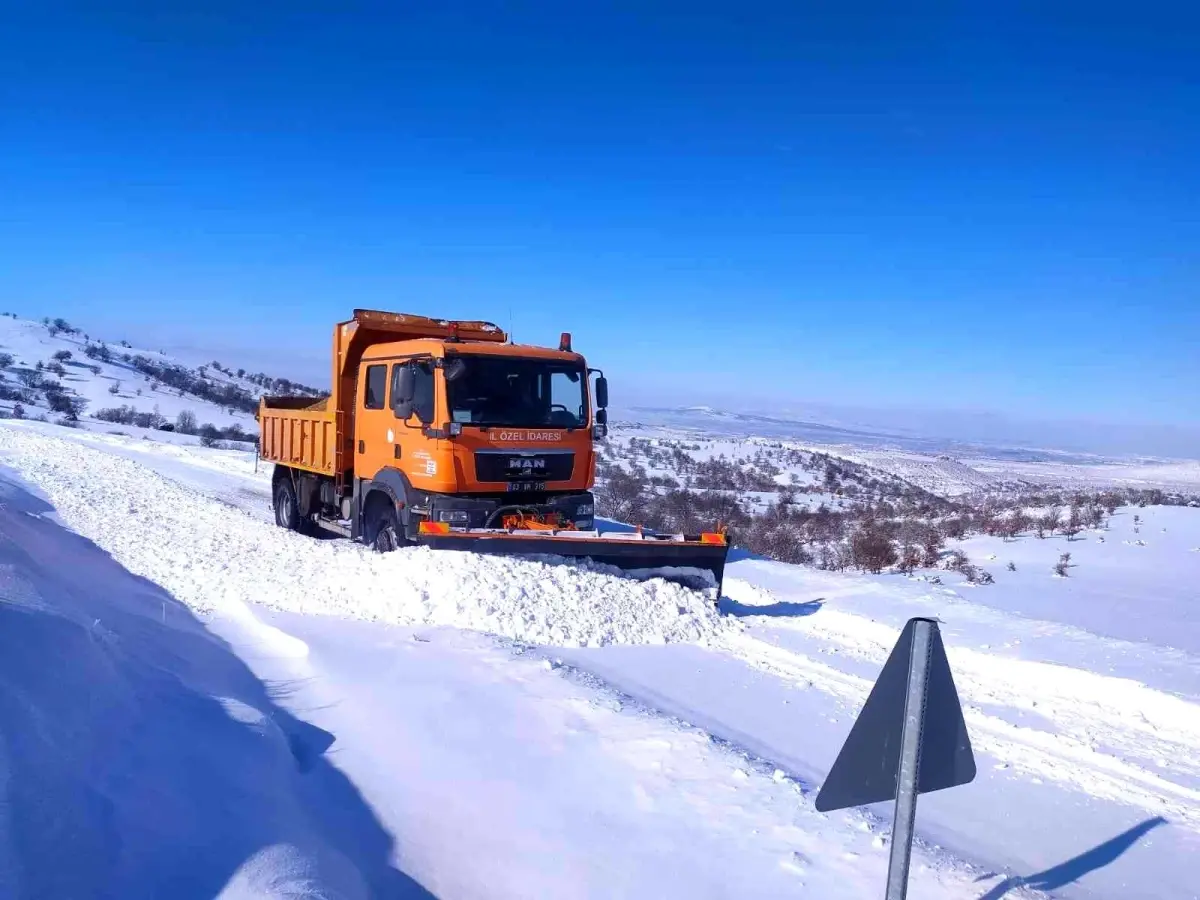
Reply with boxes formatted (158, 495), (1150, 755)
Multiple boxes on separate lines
(353, 336), (606, 540)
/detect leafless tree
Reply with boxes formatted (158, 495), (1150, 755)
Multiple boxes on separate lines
(1063, 506), (1083, 541)
(1054, 551), (1072, 577)
(1039, 505), (1061, 537)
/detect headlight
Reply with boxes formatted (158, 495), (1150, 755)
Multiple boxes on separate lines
(437, 510), (470, 524)
(576, 504), (594, 517)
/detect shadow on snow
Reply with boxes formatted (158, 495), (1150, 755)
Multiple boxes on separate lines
(975, 817), (1167, 899)
(0, 472), (434, 899)
(718, 596), (825, 618)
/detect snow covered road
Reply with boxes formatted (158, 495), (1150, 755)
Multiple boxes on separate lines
(2, 422), (1197, 898)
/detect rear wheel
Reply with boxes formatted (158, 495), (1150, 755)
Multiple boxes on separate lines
(273, 476), (300, 531)
(368, 501), (403, 552)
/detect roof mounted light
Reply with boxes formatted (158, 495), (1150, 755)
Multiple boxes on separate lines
(559, 332), (572, 351)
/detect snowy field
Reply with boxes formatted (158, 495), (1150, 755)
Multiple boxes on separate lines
(614, 415), (1200, 499)
(2, 421), (1199, 898)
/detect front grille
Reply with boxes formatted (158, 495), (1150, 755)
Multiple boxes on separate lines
(474, 451), (574, 483)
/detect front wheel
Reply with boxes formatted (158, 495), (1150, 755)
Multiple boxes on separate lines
(273, 477), (300, 531)
(369, 503), (403, 553)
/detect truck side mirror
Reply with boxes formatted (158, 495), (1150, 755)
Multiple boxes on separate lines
(596, 408), (608, 425)
(595, 376), (609, 409)
(393, 366), (415, 419)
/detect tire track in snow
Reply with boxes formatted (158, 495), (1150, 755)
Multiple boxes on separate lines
(722, 578), (1200, 784)
(717, 581), (1200, 831)
(716, 632), (1200, 830)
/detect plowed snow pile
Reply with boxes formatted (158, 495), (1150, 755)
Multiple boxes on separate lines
(0, 427), (730, 647)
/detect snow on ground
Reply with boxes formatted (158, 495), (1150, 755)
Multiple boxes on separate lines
(946, 508), (1200, 653)
(701, 554), (1200, 898)
(844, 447), (1200, 498)
(965, 456), (1200, 493)
(0, 470), (431, 899)
(0, 427), (1004, 899)
(3, 420), (1200, 898)
(838, 449), (1002, 495)
(0, 424), (725, 649)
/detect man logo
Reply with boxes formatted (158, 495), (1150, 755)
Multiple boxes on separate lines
(508, 458), (547, 471)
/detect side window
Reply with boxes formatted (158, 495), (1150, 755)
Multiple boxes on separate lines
(389, 360), (436, 424)
(413, 361), (435, 424)
(363, 365), (387, 409)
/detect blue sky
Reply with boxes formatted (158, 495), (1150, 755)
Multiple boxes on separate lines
(2, 2), (1197, 435)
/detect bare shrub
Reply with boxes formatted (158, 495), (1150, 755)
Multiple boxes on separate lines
(897, 544), (922, 575)
(851, 523), (897, 573)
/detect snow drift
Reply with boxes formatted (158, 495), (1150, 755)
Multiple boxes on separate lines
(0, 471), (433, 899)
(0, 427), (731, 648)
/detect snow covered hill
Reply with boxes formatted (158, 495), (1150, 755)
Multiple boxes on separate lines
(616, 413), (1200, 499)
(0, 314), (321, 442)
(2, 420), (1198, 898)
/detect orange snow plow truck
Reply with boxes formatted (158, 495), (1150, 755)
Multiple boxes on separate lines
(258, 309), (728, 591)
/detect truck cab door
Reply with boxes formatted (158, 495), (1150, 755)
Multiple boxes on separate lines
(389, 359), (440, 486)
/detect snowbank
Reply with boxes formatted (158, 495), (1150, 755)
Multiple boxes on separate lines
(0, 425), (731, 648)
(0, 471), (431, 898)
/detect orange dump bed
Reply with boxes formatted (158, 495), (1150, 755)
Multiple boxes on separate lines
(258, 397), (338, 475)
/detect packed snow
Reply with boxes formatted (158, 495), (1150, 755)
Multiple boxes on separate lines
(3, 419), (1199, 898)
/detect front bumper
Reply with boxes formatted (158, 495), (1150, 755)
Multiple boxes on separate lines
(421, 491), (595, 531)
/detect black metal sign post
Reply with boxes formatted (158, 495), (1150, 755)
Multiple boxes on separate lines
(815, 617), (975, 900)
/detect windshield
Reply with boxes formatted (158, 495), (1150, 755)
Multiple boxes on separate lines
(446, 356), (587, 428)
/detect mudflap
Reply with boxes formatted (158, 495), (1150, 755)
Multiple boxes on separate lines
(414, 531), (729, 597)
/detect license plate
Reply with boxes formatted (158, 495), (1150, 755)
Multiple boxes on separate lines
(507, 481), (546, 492)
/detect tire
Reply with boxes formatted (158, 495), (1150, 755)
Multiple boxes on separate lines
(273, 476), (300, 531)
(368, 502), (403, 553)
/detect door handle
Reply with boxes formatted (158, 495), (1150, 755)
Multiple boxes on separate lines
(358, 439), (365, 454)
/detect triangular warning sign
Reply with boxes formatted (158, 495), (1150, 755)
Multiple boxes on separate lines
(815, 618), (975, 812)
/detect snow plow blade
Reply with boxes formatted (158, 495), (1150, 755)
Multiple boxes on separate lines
(415, 525), (730, 594)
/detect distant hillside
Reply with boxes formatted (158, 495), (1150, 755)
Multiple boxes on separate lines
(0, 314), (324, 444)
